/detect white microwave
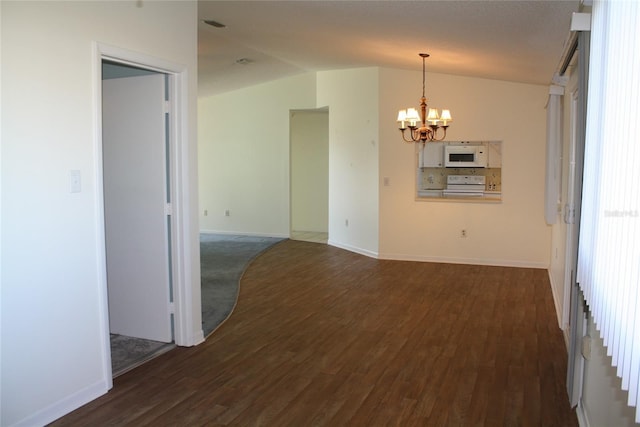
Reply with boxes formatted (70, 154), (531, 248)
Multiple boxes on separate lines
(444, 144), (487, 168)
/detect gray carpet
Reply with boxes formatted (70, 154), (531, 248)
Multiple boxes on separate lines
(200, 233), (285, 337)
(110, 334), (175, 377)
(109, 233), (282, 377)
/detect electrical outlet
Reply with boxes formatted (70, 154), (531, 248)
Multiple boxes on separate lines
(204, 209), (208, 216)
(461, 229), (467, 238)
(345, 219), (349, 227)
(224, 209), (230, 217)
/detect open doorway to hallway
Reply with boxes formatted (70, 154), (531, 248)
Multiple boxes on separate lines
(102, 60), (175, 376)
(290, 108), (329, 244)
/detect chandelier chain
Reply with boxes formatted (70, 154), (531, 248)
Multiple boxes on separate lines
(422, 56), (426, 99)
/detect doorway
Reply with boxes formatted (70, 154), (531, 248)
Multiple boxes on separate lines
(289, 108), (329, 244)
(102, 61), (175, 376)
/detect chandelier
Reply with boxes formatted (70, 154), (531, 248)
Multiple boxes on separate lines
(397, 53), (452, 144)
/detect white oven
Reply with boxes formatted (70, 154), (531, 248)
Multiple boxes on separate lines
(443, 175), (486, 197)
(444, 144), (487, 168)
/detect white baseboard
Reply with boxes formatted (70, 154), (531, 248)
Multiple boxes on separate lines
(576, 400), (591, 427)
(10, 379), (109, 427)
(191, 328), (205, 346)
(378, 251), (549, 269)
(547, 269), (565, 329)
(201, 232), (549, 271)
(199, 229), (289, 239)
(327, 240), (378, 259)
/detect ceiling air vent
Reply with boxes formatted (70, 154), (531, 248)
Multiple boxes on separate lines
(203, 19), (226, 29)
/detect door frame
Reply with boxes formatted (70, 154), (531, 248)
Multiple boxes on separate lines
(566, 30), (591, 407)
(93, 42), (200, 384)
(289, 108), (329, 240)
(562, 87), (580, 331)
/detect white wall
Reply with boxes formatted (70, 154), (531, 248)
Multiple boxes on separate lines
(198, 73), (317, 237)
(198, 68), (380, 255)
(199, 67), (548, 265)
(0, 2), (199, 425)
(378, 68), (551, 268)
(317, 68), (380, 257)
(290, 110), (329, 233)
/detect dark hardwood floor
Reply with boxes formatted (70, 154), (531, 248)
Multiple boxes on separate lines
(52, 240), (578, 426)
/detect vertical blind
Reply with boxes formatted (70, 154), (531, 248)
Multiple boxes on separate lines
(577, 0), (640, 422)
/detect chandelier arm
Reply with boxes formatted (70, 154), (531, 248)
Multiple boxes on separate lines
(433, 126), (448, 142)
(399, 128), (418, 143)
(412, 127), (423, 142)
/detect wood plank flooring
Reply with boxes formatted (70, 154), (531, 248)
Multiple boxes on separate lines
(51, 240), (578, 426)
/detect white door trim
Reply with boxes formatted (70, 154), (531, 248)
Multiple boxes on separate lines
(562, 88), (580, 331)
(93, 42), (202, 384)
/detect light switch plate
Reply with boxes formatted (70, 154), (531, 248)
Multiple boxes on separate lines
(69, 170), (81, 193)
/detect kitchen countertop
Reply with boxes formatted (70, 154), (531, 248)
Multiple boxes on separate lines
(417, 189), (502, 201)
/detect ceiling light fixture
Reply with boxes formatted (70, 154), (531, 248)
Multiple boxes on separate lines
(397, 53), (452, 144)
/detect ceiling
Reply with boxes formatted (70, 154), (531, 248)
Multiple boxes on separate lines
(198, 0), (580, 97)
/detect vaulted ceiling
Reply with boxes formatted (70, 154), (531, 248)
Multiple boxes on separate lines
(198, 1), (580, 97)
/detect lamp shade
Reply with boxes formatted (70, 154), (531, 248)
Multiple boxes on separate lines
(406, 108), (420, 121)
(426, 108), (440, 124)
(406, 108), (421, 126)
(397, 110), (407, 122)
(440, 109), (452, 125)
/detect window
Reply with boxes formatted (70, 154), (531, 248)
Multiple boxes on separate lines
(577, 1), (640, 421)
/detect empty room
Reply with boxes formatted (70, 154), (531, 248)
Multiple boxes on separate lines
(2, 1), (639, 426)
